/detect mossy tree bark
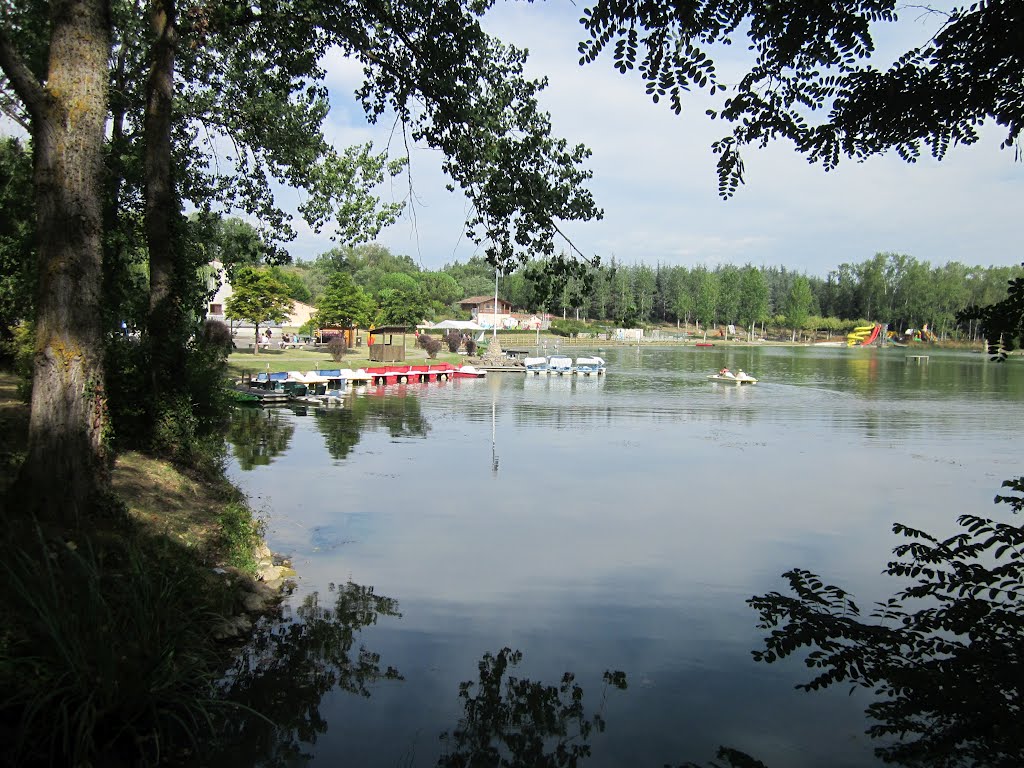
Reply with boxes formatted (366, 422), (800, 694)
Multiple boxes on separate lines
(0, 0), (113, 523)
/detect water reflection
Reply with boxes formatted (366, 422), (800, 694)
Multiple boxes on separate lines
(312, 390), (429, 460)
(229, 391), (431, 469)
(228, 409), (295, 470)
(212, 582), (402, 766)
(223, 348), (1024, 767)
(746, 474), (1024, 768)
(437, 648), (627, 768)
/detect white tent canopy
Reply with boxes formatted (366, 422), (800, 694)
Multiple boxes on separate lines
(431, 320), (483, 330)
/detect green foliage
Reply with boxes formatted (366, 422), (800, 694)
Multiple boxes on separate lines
(377, 286), (429, 327)
(268, 266), (312, 304)
(0, 528), (223, 767)
(550, 318), (598, 337)
(695, 270), (719, 330)
(351, 7), (602, 270)
(298, 143), (405, 244)
(106, 330), (232, 474)
(445, 256), (498, 299)
(4, 320), (35, 401)
(738, 266), (769, 337)
(960, 263), (1024, 360)
(152, 394), (205, 471)
(0, 138), (35, 347)
(421, 271), (464, 310)
(747, 476), (1024, 766)
(783, 276), (814, 340)
(203, 216), (276, 279)
(579, 1), (1024, 196)
(225, 267), (294, 336)
(314, 272), (376, 330)
(217, 501), (263, 574)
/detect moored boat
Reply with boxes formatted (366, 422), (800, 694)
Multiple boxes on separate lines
(524, 356), (549, 375)
(453, 365), (486, 379)
(548, 355), (574, 375)
(574, 356), (606, 376)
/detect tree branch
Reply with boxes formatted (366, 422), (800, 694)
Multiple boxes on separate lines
(0, 25), (47, 126)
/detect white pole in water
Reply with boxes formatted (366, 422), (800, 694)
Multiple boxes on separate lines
(493, 267), (499, 340)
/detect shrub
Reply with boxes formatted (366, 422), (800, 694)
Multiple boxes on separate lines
(444, 330), (462, 353)
(327, 335), (348, 362)
(465, 338), (477, 356)
(415, 332), (431, 349)
(423, 336), (442, 358)
(202, 319), (233, 352)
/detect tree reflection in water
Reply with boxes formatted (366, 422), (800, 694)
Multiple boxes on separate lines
(437, 647), (627, 768)
(745, 475), (1024, 767)
(313, 391), (430, 460)
(210, 581), (402, 766)
(227, 408), (295, 470)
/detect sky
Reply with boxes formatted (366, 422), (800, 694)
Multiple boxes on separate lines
(284, 1), (1021, 278)
(2, 3), (1016, 278)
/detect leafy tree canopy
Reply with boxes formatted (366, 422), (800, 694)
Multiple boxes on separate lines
(578, 0), (1024, 196)
(376, 286), (430, 328)
(225, 267), (294, 334)
(783, 275), (814, 340)
(313, 272), (376, 330)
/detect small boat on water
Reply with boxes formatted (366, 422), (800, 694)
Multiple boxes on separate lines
(253, 371), (309, 397)
(574, 356), (606, 376)
(707, 371), (758, 384)
(548, 355), (574, 375)
(524, 356), (549, 375)
(453, 365), (486, 379)
(297, 371), (348, 404)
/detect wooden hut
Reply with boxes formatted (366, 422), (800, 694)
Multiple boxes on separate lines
(368, 325), (409, 362)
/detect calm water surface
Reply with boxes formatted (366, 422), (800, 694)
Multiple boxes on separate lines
(225, 346), (1024, 767)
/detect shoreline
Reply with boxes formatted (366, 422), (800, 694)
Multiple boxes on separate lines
(0, 369), (290, 765)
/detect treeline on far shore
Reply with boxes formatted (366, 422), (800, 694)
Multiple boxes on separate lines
(266, 239), (1020, 340)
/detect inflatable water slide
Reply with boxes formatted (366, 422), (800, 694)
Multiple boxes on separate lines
(847, 324), (882, 347)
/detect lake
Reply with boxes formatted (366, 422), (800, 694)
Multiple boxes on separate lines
(223, 345), (1023, 767)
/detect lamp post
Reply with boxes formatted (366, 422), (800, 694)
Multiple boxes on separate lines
(493, 266), (499, 339)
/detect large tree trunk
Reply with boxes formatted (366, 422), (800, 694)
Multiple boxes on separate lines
(145, 0), (184, 397)
(3, 0), (113, 524)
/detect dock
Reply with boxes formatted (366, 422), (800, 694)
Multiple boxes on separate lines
(907, 355), (930, 364)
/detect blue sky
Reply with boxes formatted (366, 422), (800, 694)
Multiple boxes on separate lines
(287, 1), (1022, 277)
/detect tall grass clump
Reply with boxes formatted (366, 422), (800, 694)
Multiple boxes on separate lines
(218, 501), (264, 574)
(0, 528), (226, 767)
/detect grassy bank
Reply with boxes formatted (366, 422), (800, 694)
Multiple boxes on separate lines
(0, 370), (274, 767)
